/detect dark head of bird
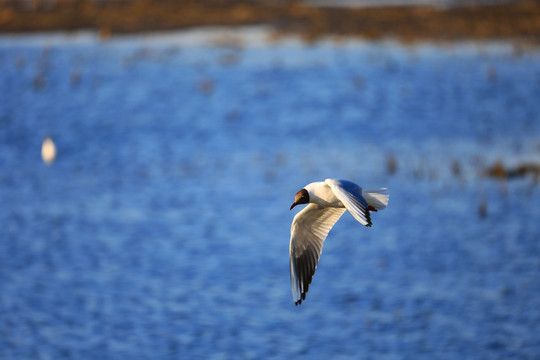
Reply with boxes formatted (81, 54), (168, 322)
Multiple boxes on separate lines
(290, 189), (309, 210)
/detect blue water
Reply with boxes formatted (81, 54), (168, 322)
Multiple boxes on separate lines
(1, 31), (540, 359)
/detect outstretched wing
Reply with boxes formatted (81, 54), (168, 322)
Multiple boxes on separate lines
(325, 179), (372, 227)
(289, 203), (346, 305)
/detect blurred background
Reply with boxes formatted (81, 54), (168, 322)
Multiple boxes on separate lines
(1, 0), (540, 359)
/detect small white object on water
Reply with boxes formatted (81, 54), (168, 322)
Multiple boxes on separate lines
(41, 137), (56, 164)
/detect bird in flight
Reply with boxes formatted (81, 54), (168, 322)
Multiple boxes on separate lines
(289, 179), (389, 305)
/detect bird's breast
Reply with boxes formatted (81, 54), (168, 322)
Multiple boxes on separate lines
(311, 186), (343, 208)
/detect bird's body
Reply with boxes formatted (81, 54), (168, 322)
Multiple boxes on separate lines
(289, 179), (389, 305)
(303, 181), (343, 208)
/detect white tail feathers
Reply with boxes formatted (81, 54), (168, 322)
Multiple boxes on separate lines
(362, 188), (389, 210)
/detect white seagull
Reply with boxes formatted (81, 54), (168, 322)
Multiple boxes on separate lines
(289, 179), (389, 305)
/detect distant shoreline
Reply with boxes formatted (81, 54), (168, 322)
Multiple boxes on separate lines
(1, 0), (540, 43)
(1, 27), (536, 52)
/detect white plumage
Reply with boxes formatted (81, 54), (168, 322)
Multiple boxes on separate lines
(289, 179), (389, 305)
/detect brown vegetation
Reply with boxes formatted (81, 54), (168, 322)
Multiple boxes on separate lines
(1, 0), (540, 42)
(485, 160), (540, 180)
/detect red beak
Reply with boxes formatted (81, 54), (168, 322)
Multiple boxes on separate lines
(290, 202), (297, 210)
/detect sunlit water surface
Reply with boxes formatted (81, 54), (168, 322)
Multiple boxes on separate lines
(1, 29), (540, 359)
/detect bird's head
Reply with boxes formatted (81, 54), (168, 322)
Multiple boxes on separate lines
(290, 188), (310, 210)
